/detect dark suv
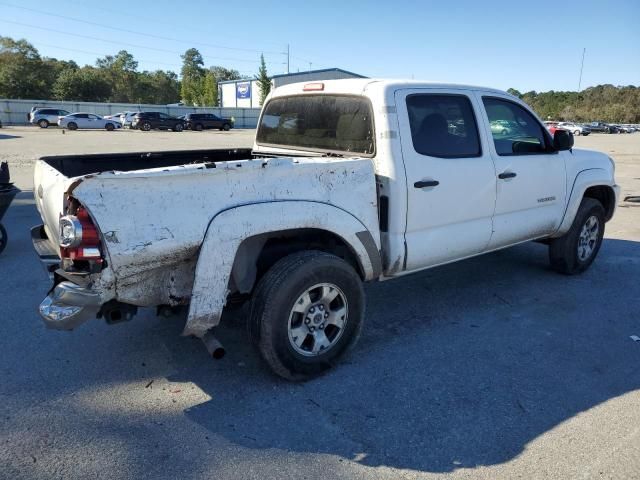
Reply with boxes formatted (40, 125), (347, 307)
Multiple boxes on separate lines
(132, 112), (184, 132)
(184, 113), (233, 131)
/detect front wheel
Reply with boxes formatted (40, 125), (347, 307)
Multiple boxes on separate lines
(173, 123), (184, 132)
(250, 251), (364, 381)
(222, 123), (231, 131)
(549, 198), (605, 274)
(0, 223), (7, 254)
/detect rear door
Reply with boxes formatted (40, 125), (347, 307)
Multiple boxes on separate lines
(73, 113), (90, 128)
(475, 94), (566, 248)
(396, 88), (498, 270)
(210, 114), (222, 128)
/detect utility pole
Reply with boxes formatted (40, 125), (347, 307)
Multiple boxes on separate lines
(578, 48), (586, 91)
(308, 62), (312, 72)
(286, 44), (290, 74)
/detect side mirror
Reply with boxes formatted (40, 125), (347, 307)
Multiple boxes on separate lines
(553, 129), (574, 151)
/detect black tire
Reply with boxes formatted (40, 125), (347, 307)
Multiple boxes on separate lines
(0, 224), (6, 255)
(38, 119), (49, 128)
(549, 198), (605, 275)
(173, 123), (184, 132)
(249, 250), (365, 381)
(195, 123), (203, 131)
(67, 122), (78, 131)
(142, 122), (152, 131)
(222, 123), (231, 131)
(105, 123), (114, 131)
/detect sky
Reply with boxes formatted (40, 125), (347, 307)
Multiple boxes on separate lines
(0, 0), (638, 92)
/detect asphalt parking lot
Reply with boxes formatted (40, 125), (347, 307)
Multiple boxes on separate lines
(1, 127), (639, 479)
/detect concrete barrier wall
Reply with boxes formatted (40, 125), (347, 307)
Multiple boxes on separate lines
(0, 99), (262, 128)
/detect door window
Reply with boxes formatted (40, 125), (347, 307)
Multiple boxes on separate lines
(482, 97), (551, 156)
(406, 94), (481, 158)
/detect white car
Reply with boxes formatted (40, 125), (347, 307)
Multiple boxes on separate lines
(119, 111), (140, 128)
(58, 113), (121, 131)
(557, 122), (590, 136)
(33, 79), (619, 380)
(104, 112), (125, 122)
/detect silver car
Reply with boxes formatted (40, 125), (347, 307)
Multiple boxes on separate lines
(31, 108), (71, 128)
(557, 122), (591, 136)
(58, 113), (121, 131)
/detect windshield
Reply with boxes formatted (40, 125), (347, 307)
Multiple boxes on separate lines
(256, 95), (375, 156)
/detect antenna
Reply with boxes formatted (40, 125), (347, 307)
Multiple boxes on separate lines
(578, 48), (586, 91)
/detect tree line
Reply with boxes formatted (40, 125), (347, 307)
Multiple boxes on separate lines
(0, 36), (272, 106)
(507, 85), (640, 123)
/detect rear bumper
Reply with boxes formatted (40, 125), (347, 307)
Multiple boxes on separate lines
(39, 281), (101, 330)
(31, 224), (101, 330)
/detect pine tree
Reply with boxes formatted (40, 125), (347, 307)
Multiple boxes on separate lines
(257, 54), (271, 105)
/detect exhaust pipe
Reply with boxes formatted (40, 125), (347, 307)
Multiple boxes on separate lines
(202, 331), (225, 360)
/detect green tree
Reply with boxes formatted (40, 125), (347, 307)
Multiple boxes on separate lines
(53, 66), (111, 101)
(180, 48), (205, 105)
(136, 70), (181, 104)
(200, 70), (218, 106)
(0, 36), (51, 98)
(96, 50), (139, 102)
(256, 54), (271, 104)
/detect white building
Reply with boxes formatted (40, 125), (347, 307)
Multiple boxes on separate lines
(219, 68), (366, 108)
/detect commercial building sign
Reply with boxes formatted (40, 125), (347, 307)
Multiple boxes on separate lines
(236, 82), (251, 99)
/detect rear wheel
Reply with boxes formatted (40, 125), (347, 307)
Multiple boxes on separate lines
(105, 123), (115, 131)
(142, 122), (152, 131)
(67, 122), (78, 131)
(0, 224), (7, 254)
(549, 198), (605, 275)
(38, 119), (49, 128)
(250, 251), (365, 381)
(222, 123), (231, 131)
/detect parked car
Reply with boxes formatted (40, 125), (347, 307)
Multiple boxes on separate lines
(557, 122), (590, 136)
(543, 121), (564, 135)
(588, 122), (615, 133)
(184, 113), (234, 131)
(104, 113), (125, 122)
(489, 119), (516, 135)
(31, 108), (71, 128)
(58, 113), (122, 131)
(118, 111), (139, 128)
(131, 112), (184, 131)
(32, 79), (620, 380)
(616, 124), (634, 133)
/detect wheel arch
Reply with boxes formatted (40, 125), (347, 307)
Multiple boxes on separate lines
(184, 201), (381, 337)
(553, 169), (619, 237)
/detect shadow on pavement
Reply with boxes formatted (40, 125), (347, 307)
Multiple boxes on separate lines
(169, 237), (640, 472)
(2, 194), (639, 475)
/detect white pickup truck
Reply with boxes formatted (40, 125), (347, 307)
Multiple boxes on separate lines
(32, 79), (619, 380)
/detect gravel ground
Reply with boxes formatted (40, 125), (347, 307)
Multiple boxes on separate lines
(0, 128), (639, 479)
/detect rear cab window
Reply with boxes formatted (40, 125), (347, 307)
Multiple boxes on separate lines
(256, 95), (375, 156)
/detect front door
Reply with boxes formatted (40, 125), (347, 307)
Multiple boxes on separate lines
(475, 94), (567, 248)
(396, 89), (498, 271)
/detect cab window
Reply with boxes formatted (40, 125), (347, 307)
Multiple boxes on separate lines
(406, 94), (481, 158)
(482, 97), (550, 156)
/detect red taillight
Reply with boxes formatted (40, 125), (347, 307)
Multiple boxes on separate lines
(60, 206), (103, 265)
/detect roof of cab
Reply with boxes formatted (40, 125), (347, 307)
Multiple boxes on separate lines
(269, 78), (511, 98)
